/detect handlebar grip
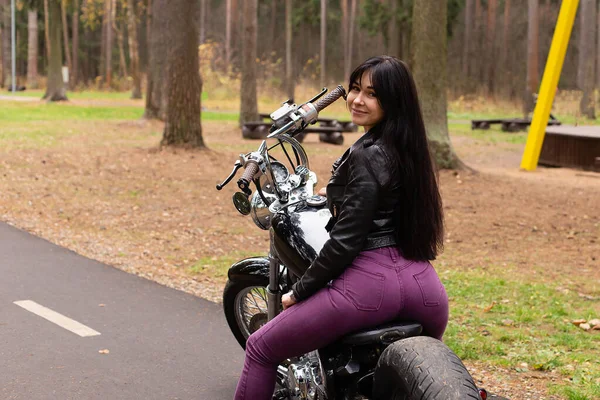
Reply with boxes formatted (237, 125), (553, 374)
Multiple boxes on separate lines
(240, 162), (259, 184)
(313, 85), (346, 112)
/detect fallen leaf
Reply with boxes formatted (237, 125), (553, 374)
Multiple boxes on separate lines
(589, 319), (600, 327)
(483, 301), (497, 313)
(572, 319), (587, 326)
(579, 323), (591, 331)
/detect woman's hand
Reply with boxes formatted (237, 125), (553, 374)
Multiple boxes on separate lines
(282, 291), (297, 310)
(317, 187), (327, 196)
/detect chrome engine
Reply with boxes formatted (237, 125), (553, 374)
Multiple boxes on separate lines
(283, 351), (327, 400)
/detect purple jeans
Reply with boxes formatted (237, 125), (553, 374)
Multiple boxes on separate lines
(233, 246), (449, 400)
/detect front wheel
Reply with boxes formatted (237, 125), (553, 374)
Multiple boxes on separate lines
(223, 277), (270, 349)
(372, 336), (481, 400)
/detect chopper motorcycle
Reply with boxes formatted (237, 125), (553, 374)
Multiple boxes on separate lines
(216, 86), (486, 400)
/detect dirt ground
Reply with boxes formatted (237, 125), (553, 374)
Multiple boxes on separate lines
(0, 119), (598, 399)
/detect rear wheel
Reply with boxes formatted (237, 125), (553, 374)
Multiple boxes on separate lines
(223, 277), (270, 349)
(372, 336), (481, 400)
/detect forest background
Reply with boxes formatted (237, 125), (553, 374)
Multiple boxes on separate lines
(1, 0), (599, 119)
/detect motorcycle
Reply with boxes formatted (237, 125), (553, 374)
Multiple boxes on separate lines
(216, 86), (487, 400)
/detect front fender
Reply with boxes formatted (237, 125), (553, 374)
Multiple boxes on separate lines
(227, 257), (270, 282)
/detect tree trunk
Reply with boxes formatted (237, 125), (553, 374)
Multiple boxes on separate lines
(199, 0), (206, 44)
(268, 0), (276, 56)
(44, 0), (67, 101)
(1, 0), (11, 87)
(486, 0), (497, 96)
(44, 0), (51, 59)
(27, 10), (39, 89)
(144, 0), (167, 119)
(462, 0), (473, 82)
(240, 0), (258, 127)
(127, 0), (142, 98)
(61, 0), (72, 77)
(0, 0), (4, 88)
(523, 0), (539, 117)
(225, 0), (232, 67)
(345, 0), (357, 79)
(341, 0), (348, 80)
(116, 17), (128, 78)
(105, 0), (114, 88)
(320, 0), (326, 88)
(579, 0), (596, 119)
(597, 5), (600, 90)
(387, 0), (399, 57)
(285, 0), (294, 100)
(411, 0), (461, 169)
(474, 0), (483, 89)
(501, 0), (510, 98)
(160, 0), (204, 147)
(71, 0), (79, 87)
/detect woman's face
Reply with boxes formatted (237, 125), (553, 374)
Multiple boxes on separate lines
(347, 71), (384, 132)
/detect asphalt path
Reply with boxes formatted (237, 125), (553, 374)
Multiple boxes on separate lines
(0, 222), (244, 400)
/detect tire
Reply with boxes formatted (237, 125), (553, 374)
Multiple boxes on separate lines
(223, 277), (270, 349)
(372, 336), (481, 400)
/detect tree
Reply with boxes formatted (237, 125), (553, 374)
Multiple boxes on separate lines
(579, 0), (596, 119)
(144, 0), (167, 119)
(240, 0), (258, 126)
(44, 0), (68, 101)
(225, 0), (232, 66)
(160, 0), (204, 148)
(61, 0), (72, 77)
(71, 0), (79, 87)
(523, 0), (539, 117)
(285, 0), (293, 100)
(501, 0), (510, 97)
(462, 0), (473, 83)
(485, 0), (497, 95)
(127, 0), (141, 98)
(1, 0), (10, 87)
(27, 9), (39, 88)
(411, 0), (461, 169)
(597, 4), (600, 91)
(320, 0), (326, 88)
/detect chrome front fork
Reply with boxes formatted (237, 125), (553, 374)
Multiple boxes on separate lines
(267, 228), (282, 321)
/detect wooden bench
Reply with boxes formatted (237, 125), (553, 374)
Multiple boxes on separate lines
(242, 115), (357, 144)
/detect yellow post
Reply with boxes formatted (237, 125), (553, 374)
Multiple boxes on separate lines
(520, 0), (579, 171)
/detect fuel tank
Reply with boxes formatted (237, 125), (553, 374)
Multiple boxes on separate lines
(271, 199), (332, 279)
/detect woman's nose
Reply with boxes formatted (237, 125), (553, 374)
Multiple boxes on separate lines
(353, 93), (365, 105)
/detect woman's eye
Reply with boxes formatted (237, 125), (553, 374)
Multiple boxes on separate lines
(351, 86), (360, 92)
(368, 92), (377, 97)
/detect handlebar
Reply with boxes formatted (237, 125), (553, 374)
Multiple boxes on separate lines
(314, 85), (346, 112)
(217, 85), (345, 194)
(237, 162), (259, 195)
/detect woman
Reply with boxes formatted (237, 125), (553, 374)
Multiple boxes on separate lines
(233, 55), (448, 400)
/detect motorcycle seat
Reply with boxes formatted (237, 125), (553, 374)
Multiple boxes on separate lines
(340, 321), (423, 346)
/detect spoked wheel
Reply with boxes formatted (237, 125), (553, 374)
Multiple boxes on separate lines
(223, 277), (270, 349)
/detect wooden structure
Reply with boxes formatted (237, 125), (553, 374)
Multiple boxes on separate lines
(539, 125), (600, 172)
(472, 116), (561, 132)
(242, 114), (357, 145)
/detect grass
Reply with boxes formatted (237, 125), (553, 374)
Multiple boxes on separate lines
(187, 250), (259, 278)
(442, 268), (600, 399)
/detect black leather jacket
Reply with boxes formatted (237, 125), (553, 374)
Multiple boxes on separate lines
(291, 131), (402, 301)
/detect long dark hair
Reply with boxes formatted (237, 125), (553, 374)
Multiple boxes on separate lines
(348, 55), (444, 261)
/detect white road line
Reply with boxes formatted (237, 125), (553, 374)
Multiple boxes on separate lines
(13, 300), (101, 337)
